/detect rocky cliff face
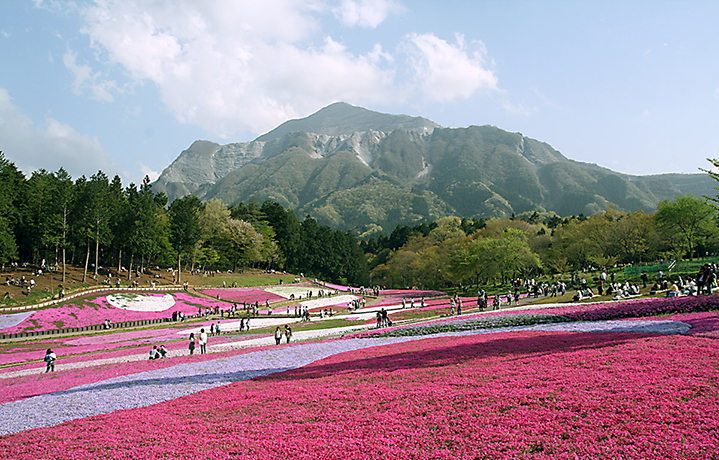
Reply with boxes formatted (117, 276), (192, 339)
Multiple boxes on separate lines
(153, 102), (715, 234)
(154, 102), (440, 201)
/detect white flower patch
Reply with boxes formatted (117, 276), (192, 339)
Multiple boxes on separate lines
(300, 295), (358, 309)
(106, 294), (176, 312)
(264, 285), (326, 299)
(0, 311), (34, 330)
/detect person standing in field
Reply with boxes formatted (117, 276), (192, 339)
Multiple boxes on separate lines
(285, 324), (292, 344)
(188, 333), (196, 355)
(44, 349), (56, 373)
(274, 326), (283, 345)
(199, 328), (208, 354)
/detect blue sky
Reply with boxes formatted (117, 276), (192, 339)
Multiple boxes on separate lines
(0, 0), (717, 185)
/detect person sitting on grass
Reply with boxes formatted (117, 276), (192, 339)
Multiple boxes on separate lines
(667, 281), (680, 297)
(149, 345), (160, 360)
(649, 282), (664, 294)
(158, 344), (168, 358)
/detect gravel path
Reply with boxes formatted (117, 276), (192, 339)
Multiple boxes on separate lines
(0, 319), (690, 436)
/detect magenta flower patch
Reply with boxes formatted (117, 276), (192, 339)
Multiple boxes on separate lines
(1, 330), (717, 458)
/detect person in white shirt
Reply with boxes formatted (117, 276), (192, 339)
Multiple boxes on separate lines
(44, 349), (57, 372)
(199, 328), (208, 354)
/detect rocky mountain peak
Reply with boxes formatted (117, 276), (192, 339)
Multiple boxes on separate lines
(255, 102), (441, 142)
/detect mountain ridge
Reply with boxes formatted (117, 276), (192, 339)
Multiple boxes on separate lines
(153, 102), (715, 235)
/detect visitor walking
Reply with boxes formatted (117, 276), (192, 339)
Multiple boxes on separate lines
(274, 326), (283, 345)
(44, 349), (56, 373)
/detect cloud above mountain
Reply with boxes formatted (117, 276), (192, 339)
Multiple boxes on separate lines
(72, 0), (498, 138)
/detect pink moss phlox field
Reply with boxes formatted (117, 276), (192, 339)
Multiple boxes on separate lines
(664, 311), (719, 338)
(398, 295), (719, 332)
(2, 331), (718, 459)
(524, 295), (719, 323)
(0, 344), (269, 405)
(0, 331), (242, 372)
(319, 282), (350, 291)
(2, 292), (233, 333)
(200, 288), (285, 303)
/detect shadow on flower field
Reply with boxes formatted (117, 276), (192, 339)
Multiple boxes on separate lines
(47, 365), (295, 399)
(263, 331), (650, 383)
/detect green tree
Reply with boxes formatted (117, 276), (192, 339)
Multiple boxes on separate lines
(261, 200), (300, 271)
(654, 195), (717, 258)
(46, 168), (75, 282)
(74, 172), (113, 283)
(169, 194), (203, 284)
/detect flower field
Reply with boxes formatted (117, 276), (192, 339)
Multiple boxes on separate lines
(1, 328), (718, 458)
(2, 290), (719, 458)
(0, 292), (232, 333)
(200, 288), (285, 304)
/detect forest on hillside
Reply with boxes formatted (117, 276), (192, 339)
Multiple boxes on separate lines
(2, 152), (719, 289)
(0, 153), (367, 286)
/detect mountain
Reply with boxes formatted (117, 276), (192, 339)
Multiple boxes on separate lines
(153, 102), (716, 236)
(255, 101), (440, 142)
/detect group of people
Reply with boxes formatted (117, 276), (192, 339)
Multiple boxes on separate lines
(209, 322), (222, 335)
(274, 325), (293, 344)
(400, 297), (426, 309)
(294, 305), (311, 321)
(187, 329), (208, 355)
(148, 344), (169, 360)
(238, 317), (251, 331)
(659, 264), (718, 297)
(5, 275), (37, 295)
(449, 295), (463, 315)
(350, 285), (382, 297)
(347, 297), (366, 311)
(375, 308), (391, 328)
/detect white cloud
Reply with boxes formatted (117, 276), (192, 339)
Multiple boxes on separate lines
(404, 33), (498, 103)
(139, 163), (160, 182)
(334, 0), (405, 28)
(503, 100), (533, 117)
(75, 0), (498, 137)
(0, 87), (117, 178)
(63, 49), (116, 102)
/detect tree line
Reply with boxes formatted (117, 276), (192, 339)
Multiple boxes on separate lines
(0, 152), (368, 285)
(3, 150), (718, 290)
(364, 196), (719, 289)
